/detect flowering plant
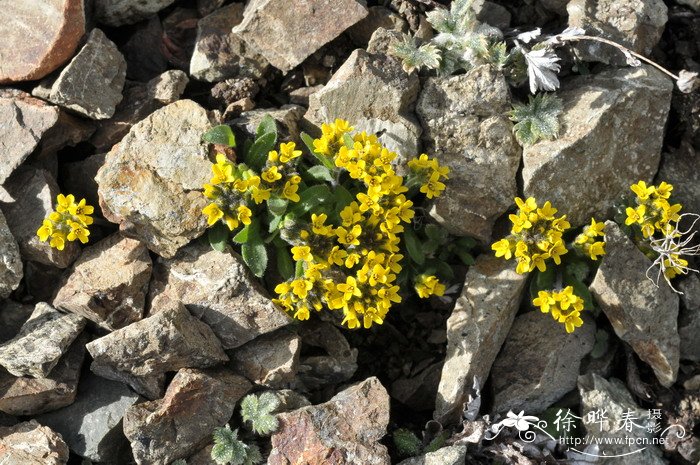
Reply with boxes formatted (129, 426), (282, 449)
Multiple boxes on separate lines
(37, 194), (94, 250)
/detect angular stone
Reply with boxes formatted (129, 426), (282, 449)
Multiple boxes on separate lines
(86, 304), (228, 398)
(391, 361), (442, 412)
(398, 445), (467, 465)
(0, 209), (22, 299)
(347, 6), (408, 46)
(296, 321), (358, 390)
(37, 369), (139, 462)
(233, 0), (368, 72)
(95, 100), (212, 258)
(229, 328), (300, 388)
(491, 312), (596, 414)
(269, 377), (390, 465)
(150, 70), (189, 104)
(522, 66), (673, 228)
(578, 374), (665, 464)
(0, 0), (85, 84)
(123, 368), (251, 465)
(149, 242), (290, 349)
(679, 275), (700, 361)
(568, 0), (667, 64)
(0, 91), (60, 185)
(232, 105), (305, 143)
(417, 66), (520, 241)
(434, 255), (528, 425)
(307, 49), (421, 157)
(1, 167), (80, 268)
(53, 233), (152, 330)
(0, 302), (85, 378)
(95, 0), (176, 27)
(590, 221), (679, 387)
(0, 300), (33, 343)
(0, 420), (69, 465)
(47, 29), (126, 120)
(190, 3), (268, 82)
(122, 16), (169, 82)
(0, 334), (85, 416)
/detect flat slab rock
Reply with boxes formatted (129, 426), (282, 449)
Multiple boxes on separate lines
(86, 303), (228, 399)
(0, 302), (85, 378)
(0, 0), (85, 83)
(590, 221), (679, 387)
(0, 209), (22, 299)
(0, 420), (69, 465)
(148, 242), (290, 349)
(269, 377), (390, 465)
(96, 99), (213, 258)
(53, 233), (152, 330)
(124, 368), (251, 465)
(228, 328), (300, 388)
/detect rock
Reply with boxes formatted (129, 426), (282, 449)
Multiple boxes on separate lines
(522, 66), (673, 228)
(0, 420), (69, 465)
(122, 16), (169, 82)
(269, 389), (312, 412)
(417, 66), (520, 241)
(123, 368), (251, 465)
(347, 6), (408, 46)
(23, 261), (67, 303)
(0, 91), (60, 185)
(307, 49), (421, 157)
(0, 209), (22, 299)
(590, 221), (680, 387)
(679, 276), (700, 361)
(289, 85), (323, 106)
(538, 0), (568, 15)
(398, 445), (467, 465)
(391, 361), (442, 412)
(95, 100), (212, 258)
(269, 377), (390, 465)
(228, 328), (300, 388)
(190, 3), (269, 82)
(656, 142), (700, 216)
(149, 242), (290, 349)
(60, 153), (105, 210)
(37, 369), (139, 462)
(232, 105), (305, 143)
(95, 0), (176, 27)
(209, 77), (260, 109)
(568, 0), (667, 65)
(0, 301), (33, 343)
(0, 302), (85, 378)
(86, 303), (228, 398)
(1, 167), (80, 268)
(0, 0), (85, 83)
(47, 29), (126, 120)
(491, 312), (596, 414)
(475, 2), (511, 29)
(677, 0), (700, 10)
(578, 373), (665, 464)
(53, 233), (152, 330)
(434, 255), (528, 425)
(0, 334), (85, 416)
(232, 0), (368, 72)
(150, 70), (189, 104)
(297, 321), (358, 390)
(367, 27), (405, 55)
(197, 0), (225, 16)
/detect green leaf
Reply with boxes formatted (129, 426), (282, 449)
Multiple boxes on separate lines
(208, 222), (229, 252)
(267, 197), (288, 216)
(334, 185), (354, 212)
(456, 236), (477, 250)
(256, 115), (277, 139)
(424, 224), (448, 243)
(301, 132), (334, 170)
(288, 185), (332, 217)
(305, 165), (333, 183)
(242, 238), (268, 278)
(428, 259), (455, 281)
(566, 260), (590, 282)
(294, 260), (304, 278)
(422, 239), (440, 255)
(202, 125), (236, 147)
(276, 246), (295, 280)
(453, 248), (475, 266)
(565, 275), (594, 311)
(403, 227), (425, 266)
(342, 133), (355, 149)
(393, 429), (422, 458)
(529, 266), (556, 300)
(244, 132), (276, 172)
(509, 93), (563, 146)
(232, 224), (250, 244)
(269, 214), (284, 232)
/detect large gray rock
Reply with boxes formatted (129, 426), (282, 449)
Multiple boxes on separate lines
(0, 420), (69, 465)
(190, 3), (268, 82)
(123, 368), (251, 465)
(0, 334), (85, 416)
(679, 276), (700, 361)
(398, 446), (467, 465)
(590, 221), (679, 387)
(435, 255), (528, 425)
(86, 304), (228, 399)
(149, 242), (290, 350)
(522, 66), (673, 228)
(0, 209), (22, 299)
(37, 369), (139, 462)
(48, 29), (126, 120)
(95, 0), (176, 27)
(269, 377), (390, 465)
(0, 303), (85, 378)
(53, 233), (152, 330)
(232, 0), (368, 72)
(0, 0), (85, 84)
(491, 312), (596, 414)
(578, 374), (665, 464)
(228, 328), (300, 388)
(568, 0), (667, 65)
(1, 167), (80, 268)
(296, 321), (358, 390)
(96, 100), (212, 258)
(417, 65), (520, 241)
(306, 49), (421, 157)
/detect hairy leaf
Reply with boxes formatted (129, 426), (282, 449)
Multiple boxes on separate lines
(208, 222), (229, 252)
(244, 132), (276, 172)
(202, 125), (237, 147)
(390, 35), (441, 73)
(240, 392), (280, 436)
(524, 47), (561, 93)
(256, 114), (277, 140)
(393, 428), (422, 457)
(509, 93), (563, 146)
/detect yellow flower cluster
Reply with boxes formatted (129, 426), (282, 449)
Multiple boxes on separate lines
(491, 197), (570, 274)
(202, 148), (302, 230)
(274, 120), (450, 329)
(624, 181), (681, 238)
(407, 154), (449, 198)
(37, 194), (93, 250)
(574, 218), (606, 260)
(532, 286), (584, 333)
(414, 274), (446, 299)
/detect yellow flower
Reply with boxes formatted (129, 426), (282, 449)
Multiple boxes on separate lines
(625, 204), (646, 226)
(237, 205), (252, 225)
(282, 181), (300, 202)
(224, 215), (239, 231)
(420, 172), (446, 199)
(37, 220), (53, 242)
(363, 307), (384, 329)
(291, 278), (313, 299)
(514, 197), (537, 214)
(279, 142), (302, 163)
(536, 201), (557, 220)
(294, 305), (310, 321)
(68, 198), (94, 224)
(337, 276), (362, 301)
(50, 232), (66, 251)
(336, 224), (361, 246)
(211, 155), (235, 184)
(561, 311), (583, 333)
(292, 245), (313, 262)
(415, 275), (445, 298)
(251, 186), (271, 204)
(67, 221), (89, 244)
(492, 238), (515, 260)
(261, 166), (282, 183)
(342, 310), (361, 329)
(56, 194), (76, 213)
(654, 181), (673, 199)
(203, 203), (224, 226)
(630, 180), (654, 201)
(345, 253), (361, 268)
(588, 241), (605, 260)
(311, 213), (332, 235)
(533, 291), (555, 313)
(327, 246), (348, 266)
